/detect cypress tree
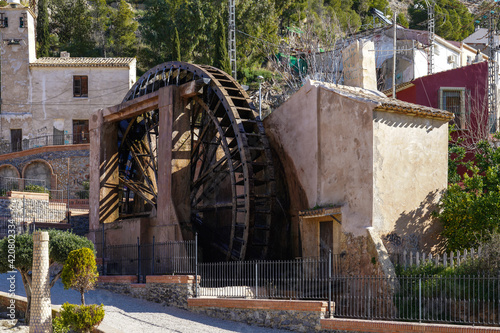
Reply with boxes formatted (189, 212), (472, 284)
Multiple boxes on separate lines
(173, 27), (181, 61)
(36, 0), (50, 57)
(214, 14), (230, 74)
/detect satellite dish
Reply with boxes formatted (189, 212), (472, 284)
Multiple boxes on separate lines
(7, 0), (21, 7)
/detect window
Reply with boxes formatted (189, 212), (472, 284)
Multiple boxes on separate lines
(72, 120), (89, 144)
(439, 87), (466, 129)
(73, 76), (88, 97)
(0, 13), (8, 28)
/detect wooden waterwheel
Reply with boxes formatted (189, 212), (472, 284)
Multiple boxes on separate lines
(118, 62), (275, 261)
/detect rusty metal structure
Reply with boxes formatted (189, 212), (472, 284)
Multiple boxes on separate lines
(117, 62), (275, 261)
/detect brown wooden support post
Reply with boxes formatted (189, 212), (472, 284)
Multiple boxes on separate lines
(157, 86), (177, 240)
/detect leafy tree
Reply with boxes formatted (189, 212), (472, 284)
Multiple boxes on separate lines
(109, 0), (138, 57)
(36, 0), (50, 57)
(61, 248), (98, 305)
(435, 139), (500, 251)
(173, 27), (181, 62)
(213, 14), (230, 74)
(0, 230), (94, 323)
(408, 0), (474, 41)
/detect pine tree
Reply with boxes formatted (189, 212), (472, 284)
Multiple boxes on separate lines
(110, 0), (138, 57)
(36, 0), (50, 57)
(173, 27), (181, 61)
(213, 14), (230, 74)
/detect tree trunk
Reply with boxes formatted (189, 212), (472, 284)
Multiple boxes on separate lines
(81, 292), (85, 305)
(20, 272), (32, 324)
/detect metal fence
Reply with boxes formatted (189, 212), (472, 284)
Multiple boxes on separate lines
(0, 133), (90, 154)
(332, 274), (500, 326)
(91, 230), (196, 280)
(197, 254), (343, 300)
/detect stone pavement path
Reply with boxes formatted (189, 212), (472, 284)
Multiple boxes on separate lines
(0, 272), (290, 332)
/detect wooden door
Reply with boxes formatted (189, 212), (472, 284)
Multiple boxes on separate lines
(10, 129), (22, 152)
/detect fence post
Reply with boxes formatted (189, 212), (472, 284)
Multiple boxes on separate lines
(102, 223), (106, 276)
(255, 261), (258, 299)
(419, 276), (422, 323)
(152, 236), (155, 275)
(137, 237), (141, 283)
(22, 195), (25, 223)
(328, 249), (332, 318)
(195, 232), (198, 298)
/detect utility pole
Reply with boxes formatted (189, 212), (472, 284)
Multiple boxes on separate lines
(392, 12), (397, 99)
(228, 0), (237, 80)
(426, 0), (435, 75)
(489, 11), (498, 133)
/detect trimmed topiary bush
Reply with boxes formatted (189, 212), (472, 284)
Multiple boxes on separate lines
(59, 303), (105, 333)
(61, 247), (98, 305)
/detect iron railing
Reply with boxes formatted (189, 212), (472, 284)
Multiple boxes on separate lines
(90, 230), (196, 280)
(197, 255), (342, 300)
(332, 274), (500, 326)
(0, 133), (90, 155)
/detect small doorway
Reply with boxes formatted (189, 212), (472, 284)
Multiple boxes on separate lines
(319, 221), (333, 260)
(73, 120), (89, 144)
(10, 129), (22, 152)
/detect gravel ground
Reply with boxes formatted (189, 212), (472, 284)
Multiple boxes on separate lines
(0, 272), (290, 332)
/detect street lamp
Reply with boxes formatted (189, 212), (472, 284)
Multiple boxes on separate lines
(257, 75), (264, 119)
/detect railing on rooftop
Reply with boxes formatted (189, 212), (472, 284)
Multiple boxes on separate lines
(0, 133), (90, 155)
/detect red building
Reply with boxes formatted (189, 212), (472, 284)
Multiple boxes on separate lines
(388, 61), (488, 146)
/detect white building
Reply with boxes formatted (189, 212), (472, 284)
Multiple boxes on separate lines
(373, 26), (487, 91)
(0, 2), (136, 151)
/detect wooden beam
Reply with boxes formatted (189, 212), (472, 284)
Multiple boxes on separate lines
(180, 78), (210, 99)
(103, 91), (160, 123)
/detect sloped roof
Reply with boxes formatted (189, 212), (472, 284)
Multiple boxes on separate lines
(463, 28), (500, 45)
(30, 57), (135, 68)
(310, 80), (453, 121)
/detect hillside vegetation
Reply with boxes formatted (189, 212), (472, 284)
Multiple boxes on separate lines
(36, 0), (477, 77)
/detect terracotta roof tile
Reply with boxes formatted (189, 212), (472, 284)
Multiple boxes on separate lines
(30, 57), (135, 67)
(311, 80), (454, 121)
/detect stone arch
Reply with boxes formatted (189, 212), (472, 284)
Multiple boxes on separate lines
(0, 164), (21, 190)
(22, 160), (56, 190)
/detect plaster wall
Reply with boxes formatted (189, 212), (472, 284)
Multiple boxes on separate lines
(342, 40), (377, 90)
(0, 7), (36, 129)
(317, 87), (375, 235)
(265, 81), (376, 238)
(372, 111), (448, 251)
(432, 39), (461, 73)
(16, 66), (134, 140)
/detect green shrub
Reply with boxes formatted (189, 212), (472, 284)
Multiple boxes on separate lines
(76, 181), (90, 199)
(24, 184), (49, 194)
(61, 247), (98, 305)
(52, 315), (70, 333)
(59, 303), (105, 333)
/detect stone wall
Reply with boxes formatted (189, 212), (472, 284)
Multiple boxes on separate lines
(0, 148), (90, 194)
(97, 275), (196, 309)
(188, 298), (329, 332)
(0, 197), (66, 222)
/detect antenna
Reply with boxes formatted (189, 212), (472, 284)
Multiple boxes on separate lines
(228, 0), (237, 79)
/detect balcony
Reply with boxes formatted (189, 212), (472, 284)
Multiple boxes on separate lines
(1, 133), (90, 155)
